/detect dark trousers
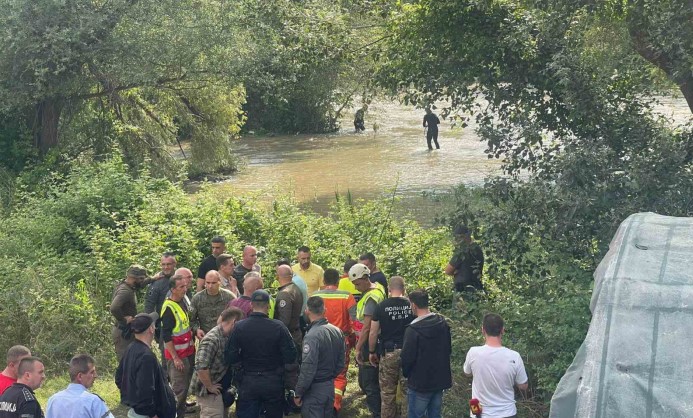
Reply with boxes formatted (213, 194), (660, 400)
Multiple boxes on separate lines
(302, 380), (335, 418)
(236, 373), (284, 418)
(358, 364), (381, 417)
(426, 129), (440, 149)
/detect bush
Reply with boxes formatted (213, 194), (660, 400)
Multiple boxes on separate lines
(0, 157), (452, 373)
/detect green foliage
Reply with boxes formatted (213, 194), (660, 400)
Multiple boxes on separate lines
(0, 157), (451, 372)
(0, 0), (252, 177)
(241, 0), (382, 133)
(378, 3), (693, 405)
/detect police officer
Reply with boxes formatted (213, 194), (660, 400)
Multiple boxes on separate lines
(225, 290), (296, 418)
(274, 264), (303, 390)
(46, 354), (114, 418)
(293, 296), (345, 418)
(0, 356), (46, 418)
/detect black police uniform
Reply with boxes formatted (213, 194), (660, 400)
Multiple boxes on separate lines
(0, 383), (43, 418)
(225, 312), (297, 418)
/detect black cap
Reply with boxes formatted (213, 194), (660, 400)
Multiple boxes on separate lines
(131, 312), (158, 333)
(250, 290), (270, 303)
(453, 224), (470, 236)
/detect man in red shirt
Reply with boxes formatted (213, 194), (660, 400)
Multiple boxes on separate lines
(312, 268), (356, 415)
(0, 345), (31, 395)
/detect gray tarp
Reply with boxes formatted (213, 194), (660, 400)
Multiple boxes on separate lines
(550, 213), (693, 418)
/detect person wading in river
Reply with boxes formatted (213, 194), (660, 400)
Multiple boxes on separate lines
(354, 105), (367, 133)
(423, 107), (441, 151)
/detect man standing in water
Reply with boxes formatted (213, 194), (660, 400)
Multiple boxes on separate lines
(423, 107), (441, 150)
(354, 105), (367, 133)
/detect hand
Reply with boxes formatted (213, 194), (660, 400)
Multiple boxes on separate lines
(196, 329), (206, 339)
(369, 353), (379, 367)
(293, 396), (302, 407)
(153, 272), (165, 281)
(124, 316), (134, 324)
(356, 351), (365, 366)
(173, 358), (184, 371)
(205, 383), (221, 395)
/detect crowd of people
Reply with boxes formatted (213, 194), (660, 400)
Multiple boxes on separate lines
(0, 226), (529, 418)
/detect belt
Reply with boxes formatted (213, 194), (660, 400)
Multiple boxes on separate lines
(244, 370), (280, 377)
(313, 377), (334, 384)
(383, 342), (402, 352)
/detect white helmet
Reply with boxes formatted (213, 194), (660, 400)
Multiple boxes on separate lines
(349, 263), (371, 282)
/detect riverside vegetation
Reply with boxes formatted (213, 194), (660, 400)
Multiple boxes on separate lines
(0, 157), (582, 417)
(1, 0), (692, 416)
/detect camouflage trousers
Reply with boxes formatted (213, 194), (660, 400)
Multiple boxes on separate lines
(379, 349), (407, 418)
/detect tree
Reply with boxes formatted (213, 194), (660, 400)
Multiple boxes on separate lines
(377, 0), (693, 398)
(0, 0), (248, 175)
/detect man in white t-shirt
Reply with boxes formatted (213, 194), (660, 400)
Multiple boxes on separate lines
(463, 313), (528, 418)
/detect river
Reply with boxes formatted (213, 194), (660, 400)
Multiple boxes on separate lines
(190, 96), (691, 224)
(195, 101), (502, 224)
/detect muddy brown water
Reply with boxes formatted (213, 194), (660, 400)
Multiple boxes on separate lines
(188, 97), (691, 225)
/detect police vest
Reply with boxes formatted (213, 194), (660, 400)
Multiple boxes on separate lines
(161, 299), (195, 359)
(356, 283), (385, 321)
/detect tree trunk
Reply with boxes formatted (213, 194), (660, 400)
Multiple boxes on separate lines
(33, 100), (62, 155)
(680, 79), (693, 115)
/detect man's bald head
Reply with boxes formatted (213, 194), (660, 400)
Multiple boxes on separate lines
(276, 264), (293, 285)
(241, 246), (258, 268)
(243, 273), (262, 296)
(205, 270), (222, 295)
(174, 268), (193, 290)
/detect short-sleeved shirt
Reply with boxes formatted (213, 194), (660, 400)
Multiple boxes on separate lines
(449, 242), (484, 290)
(232, 264), (261, 295)
(463, 345), (528, 418)
(360, 297), (379, 359)
(197, 255), (218, 280)
(0, 374), (15, 395)
(291, 263), (324, 295)
(190, 325), (229, 397)
(372, 297), (414, 348)
(45, 383), (114, 418)
(0, 383), (43, 418)
(369, 271), (389, 296)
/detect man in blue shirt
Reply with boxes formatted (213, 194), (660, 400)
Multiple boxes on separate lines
(46, 354), (114, 418)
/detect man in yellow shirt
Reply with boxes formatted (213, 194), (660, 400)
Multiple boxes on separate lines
(291, 245), (324, 294)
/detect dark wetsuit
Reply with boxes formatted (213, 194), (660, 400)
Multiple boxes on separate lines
(423, 113), (441, 149)
(354, 109), (366, 132)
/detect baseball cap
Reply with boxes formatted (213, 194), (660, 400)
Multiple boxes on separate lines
(348, 263), (371, 282)
(250, 290), (270, 303)
(131, 312), (158, 333)
(126, 264), (149, 280)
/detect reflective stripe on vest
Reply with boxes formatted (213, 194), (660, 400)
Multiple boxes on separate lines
(356, 283), (385, 321)
(161, 299), (195, 359)
(313, 292), (351, 300)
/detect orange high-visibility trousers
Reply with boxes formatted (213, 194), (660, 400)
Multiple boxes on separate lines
(334, 335), (355, 412)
